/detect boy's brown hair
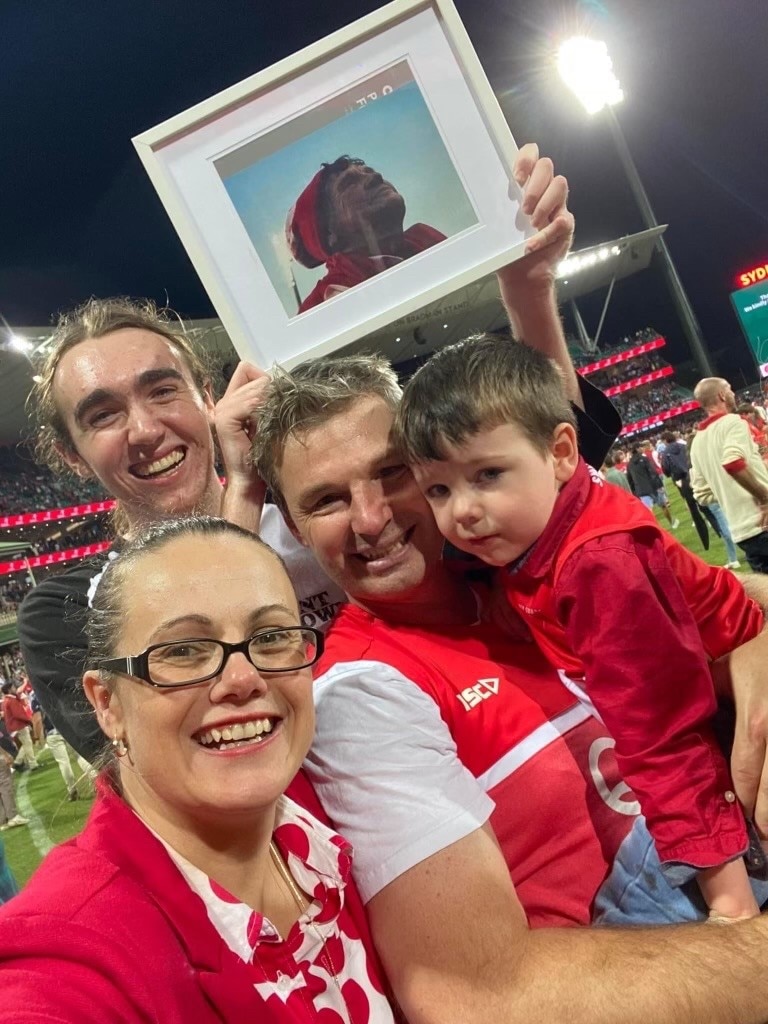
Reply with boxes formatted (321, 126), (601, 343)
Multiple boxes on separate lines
(395, 333), (575, 463)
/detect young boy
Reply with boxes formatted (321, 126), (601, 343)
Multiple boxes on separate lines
(395, 334), (764, 922)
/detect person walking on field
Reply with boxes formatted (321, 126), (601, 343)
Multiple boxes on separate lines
(626, 443), (679, 529)
(42, 713), (92, 801)
(0, 743), (28, 832)
(1, 681), (38, 771)
(602, 453), (632, 493)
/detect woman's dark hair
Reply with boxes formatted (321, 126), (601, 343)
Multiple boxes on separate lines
(84, 517), (286, 777)
(86, 517), (284, 672)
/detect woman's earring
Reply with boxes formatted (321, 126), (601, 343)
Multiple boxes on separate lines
(112, 735), (129, 758)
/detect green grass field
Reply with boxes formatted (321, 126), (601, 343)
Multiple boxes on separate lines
(2, 747), (94, 889)
(0, 480), (747, 894)
(661, 481), (746, 572)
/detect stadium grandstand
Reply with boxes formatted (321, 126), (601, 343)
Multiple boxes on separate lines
(568, 330), (701, 438)
(0, 449), (111, 651)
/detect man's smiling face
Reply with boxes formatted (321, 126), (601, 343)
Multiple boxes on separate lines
(276, 394), (444, 608)
(53, 328), (221, 531)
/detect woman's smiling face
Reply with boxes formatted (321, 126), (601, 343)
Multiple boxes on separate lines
(88, 531), (315, 833)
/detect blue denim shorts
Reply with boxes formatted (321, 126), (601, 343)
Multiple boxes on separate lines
(593, 816), (768, 925)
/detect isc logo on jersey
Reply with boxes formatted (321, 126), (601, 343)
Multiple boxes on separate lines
(456, 678), (500, 711)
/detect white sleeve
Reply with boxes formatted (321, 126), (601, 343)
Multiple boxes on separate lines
(259, 504), (346, 630)
(305, 660), (495, 904)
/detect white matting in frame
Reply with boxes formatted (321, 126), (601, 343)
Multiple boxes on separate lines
(133, 0), (533, 368)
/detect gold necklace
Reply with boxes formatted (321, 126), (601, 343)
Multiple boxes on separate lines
(268, 840), (350, 1018)
(269, 840), (310, 913)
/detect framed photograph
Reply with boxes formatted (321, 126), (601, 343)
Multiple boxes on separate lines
(133, 0), (532, 368)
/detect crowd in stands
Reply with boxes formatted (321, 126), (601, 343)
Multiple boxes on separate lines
(612, 382), (683, 423)
(0, 443), (111, 618)
(738, 383), (768, 406)
(630, 408), (704, 440)
(563, 326), (701, 435)
(0, 446), (107, 516)
(618, 327), (661, 346)
(616, 391), (768, 453)
(0, 520), (110, 615)
(568, 327), (662, 368)
(0, 579), (28, 615)
(586, 352), (667, 391)
(26, 519), (109, 558)
(0, 645), (24, 680)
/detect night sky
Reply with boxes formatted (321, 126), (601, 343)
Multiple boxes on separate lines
(2, 0), (766, 385)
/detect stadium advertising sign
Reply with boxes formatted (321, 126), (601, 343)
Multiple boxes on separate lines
(737, 262), (768, 289)
(731, 270), (768, 378)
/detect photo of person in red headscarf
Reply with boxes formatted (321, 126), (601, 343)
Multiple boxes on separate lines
(217, 63), (478, 320)
(285, 155), (447, 313)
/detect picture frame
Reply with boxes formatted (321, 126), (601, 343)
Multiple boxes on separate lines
(133, 0), (532, 368)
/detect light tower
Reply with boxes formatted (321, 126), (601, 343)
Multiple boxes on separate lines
(557, 37), (713, 376)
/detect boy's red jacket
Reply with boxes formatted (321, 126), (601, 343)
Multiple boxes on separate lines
(503, 459), (762, 876)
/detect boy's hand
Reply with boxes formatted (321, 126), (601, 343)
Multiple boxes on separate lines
(499, 142), (574, 300)
(214, 361), (270, 531)
(497, 143), (580, 404)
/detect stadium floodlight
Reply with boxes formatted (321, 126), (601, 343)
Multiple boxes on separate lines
(8, 334), (32, 353)
(555, 37), (713, 375)
(556, 243), (622, 279)
(557, 37), (623, 115)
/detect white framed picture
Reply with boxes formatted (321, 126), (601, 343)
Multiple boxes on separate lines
(133, 0), (532, 367)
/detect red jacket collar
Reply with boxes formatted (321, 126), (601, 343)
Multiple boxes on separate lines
(81, 778), (246, 978)
(81, 778), (298, 1016)
(509, 458), (593, 580)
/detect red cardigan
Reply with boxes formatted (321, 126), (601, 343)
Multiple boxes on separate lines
(0, 773), (386, 1023)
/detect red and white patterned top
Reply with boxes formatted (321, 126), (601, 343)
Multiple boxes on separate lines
(157, 796), (396, 1023)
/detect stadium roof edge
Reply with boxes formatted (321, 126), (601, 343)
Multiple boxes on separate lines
(0, 227), (667, 446)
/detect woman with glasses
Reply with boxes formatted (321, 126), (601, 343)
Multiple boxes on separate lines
(0, 517), (396, 1024)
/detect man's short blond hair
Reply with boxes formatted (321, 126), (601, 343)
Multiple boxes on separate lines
(253, 354), (402, 516)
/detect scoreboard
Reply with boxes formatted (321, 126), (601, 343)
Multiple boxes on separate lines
(731, 265), (768, 376)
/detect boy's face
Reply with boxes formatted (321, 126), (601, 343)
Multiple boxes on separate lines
(411, 421), (578, 567)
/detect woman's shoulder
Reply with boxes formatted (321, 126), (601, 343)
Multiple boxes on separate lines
(0, 824), (195, 999)
(1, 829), (135, 927)
(1, 789), (168, 929)
(0, 844), (207, 1024)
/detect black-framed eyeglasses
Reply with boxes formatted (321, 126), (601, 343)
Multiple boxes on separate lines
(99, 626), (324, 689)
